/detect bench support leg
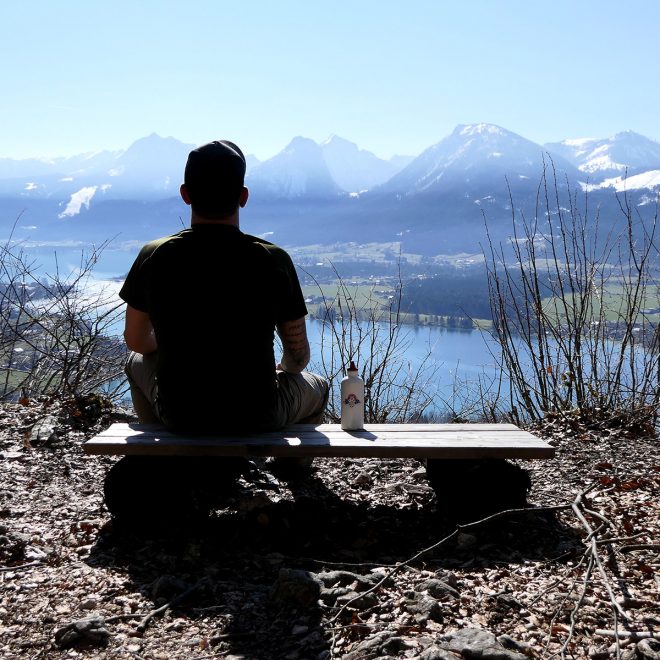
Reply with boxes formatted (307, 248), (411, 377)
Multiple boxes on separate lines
(425, 458), (531, 522)
(103, 455), (249, 528)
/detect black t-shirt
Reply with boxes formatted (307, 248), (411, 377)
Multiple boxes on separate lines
(119, 224), (307, 432)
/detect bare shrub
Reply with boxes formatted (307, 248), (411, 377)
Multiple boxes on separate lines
(484, 165), (660, 432)
(305, 264), (440, 422)
(0, 230), (127, 402)
(433, 362), (509, 423)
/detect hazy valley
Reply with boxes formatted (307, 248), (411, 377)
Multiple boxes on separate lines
(1, 123), (659, 327)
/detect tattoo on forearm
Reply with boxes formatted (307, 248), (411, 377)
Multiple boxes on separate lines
(281, 323), (304, 336)
(279, 320), (310, 369)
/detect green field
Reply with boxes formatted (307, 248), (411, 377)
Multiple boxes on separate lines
(0, 367), (30, 396)
(302, 280), (394, 310)
(544, 281), (660, 324)
(301, 280), (489, 329)
(596, 283), (660, 322)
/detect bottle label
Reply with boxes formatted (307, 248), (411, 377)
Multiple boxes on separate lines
(344, 393), (361, 408)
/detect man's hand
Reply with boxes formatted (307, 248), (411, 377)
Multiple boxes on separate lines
(124, 305), (158, 355)
(276, 317), (310, 374)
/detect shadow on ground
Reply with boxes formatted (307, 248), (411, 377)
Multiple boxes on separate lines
(87, 471), (583, 659)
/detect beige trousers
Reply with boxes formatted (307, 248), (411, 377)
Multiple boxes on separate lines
(125, 351), (329, 428)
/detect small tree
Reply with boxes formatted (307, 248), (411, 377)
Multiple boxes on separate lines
(484, 165), (659, 432)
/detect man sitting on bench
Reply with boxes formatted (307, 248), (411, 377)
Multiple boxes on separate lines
(105, 140), (329, 527)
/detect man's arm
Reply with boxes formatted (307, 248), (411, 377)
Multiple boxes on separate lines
(276, 317), (310, 374)
(124, 305), (158, 355)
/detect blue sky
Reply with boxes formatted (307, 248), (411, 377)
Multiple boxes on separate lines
(2, 0), (658, 160)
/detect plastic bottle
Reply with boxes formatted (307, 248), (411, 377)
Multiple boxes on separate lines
(341, 361), (365, 430)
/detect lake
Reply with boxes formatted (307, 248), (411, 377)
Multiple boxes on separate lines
(4, 244), (506, 415)
(9, 242), (657, 422)
(305, 319), (504, 418)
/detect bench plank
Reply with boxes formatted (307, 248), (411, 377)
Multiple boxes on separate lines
(95, 423), (524, 436)
(84, 423), (555, 460)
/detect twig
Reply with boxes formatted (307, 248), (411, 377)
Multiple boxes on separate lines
(595, 630), (660, 640)
(0, 561), (42, 572)
(304, 558), (401, 569)
(541, 553), (591, 658)
(104, 613), (144, 623)
(572, 492), (628, 620)
(619, 544), (660, 553)
(325, 622), (386, 632)
(527, 553), (586, 608)
(595, 533), (646, 545)
(581, 507), (613, 536)
(527, 552), (589, 608)
(558, 554), (595, 659)
(136, 579), (205, 633)
(327, 504), (571, 625)
(562, 485), (631, 660)
(537, 483), (623, 659)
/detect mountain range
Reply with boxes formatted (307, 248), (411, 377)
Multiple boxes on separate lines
(2, 125), (660, 202)
(545, 130), (660, 179)
(1, 124), (658, 256)
(0, 133), (414, 202)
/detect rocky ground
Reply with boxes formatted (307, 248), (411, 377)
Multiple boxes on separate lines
(0, 396), (658, 659)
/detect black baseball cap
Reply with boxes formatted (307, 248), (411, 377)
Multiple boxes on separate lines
(184, 140), (246, 217)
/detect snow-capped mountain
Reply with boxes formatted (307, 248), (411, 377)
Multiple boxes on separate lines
(545, 131), (660, 181)
(379, 123), (578, 196)
(106, 133), (192, 192)
(0, 150), (119, 181)
(4, 127), (659, 204)
(0, 134), (407, 202)
(246, 137), (341, 199)
(1, 126), (658, 255)
(320, 135), (412, 192)
(0, 134), (194, 200)
(584, 169), (660, 194)
(0, 134), (261, 200)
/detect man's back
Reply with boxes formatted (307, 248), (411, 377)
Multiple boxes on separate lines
(108, 139), (328, 525)
(120, 223), (307, 431)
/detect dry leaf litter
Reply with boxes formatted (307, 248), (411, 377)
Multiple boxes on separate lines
(0, 396), (658, 659)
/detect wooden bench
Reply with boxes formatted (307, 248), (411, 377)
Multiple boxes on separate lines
(84, 423), (554, 460)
